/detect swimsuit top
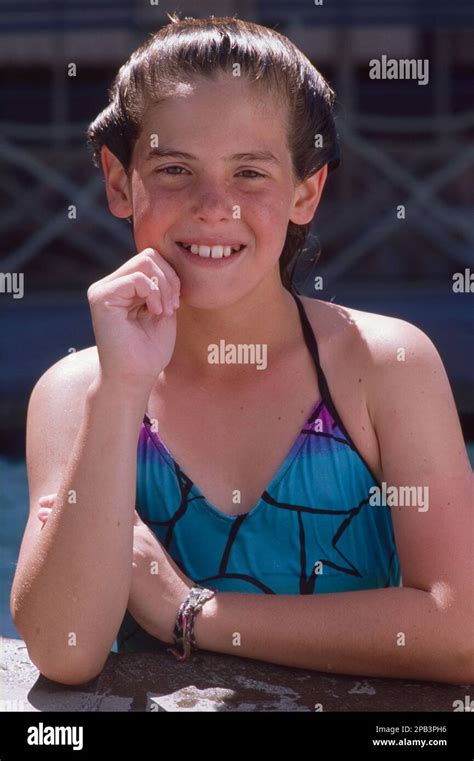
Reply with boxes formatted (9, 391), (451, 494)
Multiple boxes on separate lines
(116, 292), (401, 652)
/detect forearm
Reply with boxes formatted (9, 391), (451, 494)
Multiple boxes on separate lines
(192, 586), (472, 685)
(12, 377), (149, 681)
(127, 527), (192, 644)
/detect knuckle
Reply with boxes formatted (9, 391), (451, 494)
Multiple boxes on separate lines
(141, 253), (155, 268)
(141, 254), (159, 276)
(87, 282), (105, 305)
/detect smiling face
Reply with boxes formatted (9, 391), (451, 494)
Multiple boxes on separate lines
(103, 71), (327, 309)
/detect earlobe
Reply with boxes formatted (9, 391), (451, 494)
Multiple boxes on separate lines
(101, 145), (133, 220)
(290, 165), (328, 226)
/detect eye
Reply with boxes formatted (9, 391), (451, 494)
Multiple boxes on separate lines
(237, 170), (265, 179)
(155, 165), (189, 175)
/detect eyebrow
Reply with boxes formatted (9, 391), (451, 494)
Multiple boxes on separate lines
(145, 147), (280, 164)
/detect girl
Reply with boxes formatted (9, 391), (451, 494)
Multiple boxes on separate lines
(11, 15), (472, 685)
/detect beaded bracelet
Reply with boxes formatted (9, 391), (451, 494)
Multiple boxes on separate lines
(167, 585), (217, 662)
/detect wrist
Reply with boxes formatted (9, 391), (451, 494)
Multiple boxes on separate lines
(165, 579), (194, 645)
(192, 592), (218, 651)
(87, 373), (152, 412)
(167, 585), (218, 661)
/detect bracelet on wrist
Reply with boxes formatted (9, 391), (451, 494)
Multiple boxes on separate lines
(167, 585), (217, 662)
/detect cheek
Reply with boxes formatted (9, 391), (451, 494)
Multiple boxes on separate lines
(132, 184), (166, 219)
(249, 193), (292, 240)
(131, 185), (178, 243)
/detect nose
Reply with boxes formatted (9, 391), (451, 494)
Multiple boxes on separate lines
(190, 181), (233, 224)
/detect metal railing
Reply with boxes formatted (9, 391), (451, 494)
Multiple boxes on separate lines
(257, 0), (474, 27)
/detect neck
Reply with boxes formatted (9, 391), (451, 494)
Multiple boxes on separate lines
(166, 278), (301, 381)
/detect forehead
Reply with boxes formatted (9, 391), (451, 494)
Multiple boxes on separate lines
(135, 73), (288, 155)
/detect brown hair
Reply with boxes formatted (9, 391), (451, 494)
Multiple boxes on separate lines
(87, 14), (340, 292)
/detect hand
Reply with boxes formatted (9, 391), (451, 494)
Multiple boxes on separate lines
(37, 494), (194, 645)
(86, 248), (181, 389)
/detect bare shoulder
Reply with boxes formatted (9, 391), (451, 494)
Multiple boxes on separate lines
(299, 295), (442, 371)
(31, 346), (100, 405)
(298, 295), (451, 454)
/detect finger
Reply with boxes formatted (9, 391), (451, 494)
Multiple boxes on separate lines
(123, 249), (181, 311)
(90, 272), (163, 316)
(147, 263), (175, 317)
(143, 249), (181, 307)
(143, 275), (164, 317)
(38, 494), (56, 506)
(89, 251), (180, 317)
(37, 507), (52, 522)
(97, 249), (159, 285)
(99, 248), (181, 304)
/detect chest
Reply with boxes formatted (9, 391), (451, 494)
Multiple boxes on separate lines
(146, 349), (380, 517)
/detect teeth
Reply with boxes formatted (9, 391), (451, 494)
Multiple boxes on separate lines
(180, 243), (243, 258)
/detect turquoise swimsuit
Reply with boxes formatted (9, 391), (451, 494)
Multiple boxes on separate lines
(116, 293), (401, 652)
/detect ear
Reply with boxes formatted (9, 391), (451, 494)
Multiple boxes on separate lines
(289, 164), (328, 226)
(100, 145), (133, 219)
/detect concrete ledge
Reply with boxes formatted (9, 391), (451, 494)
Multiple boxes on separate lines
(2, 637), (472, 712)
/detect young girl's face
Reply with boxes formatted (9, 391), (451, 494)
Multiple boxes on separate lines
(121, 72), (325, 308)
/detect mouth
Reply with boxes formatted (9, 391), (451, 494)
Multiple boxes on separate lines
(176, 241), (246, 260)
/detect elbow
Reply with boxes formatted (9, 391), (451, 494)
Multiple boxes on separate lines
(24, 636), (108, 687)
(40, 665), (104, 687)
(29, 651), (106, 686)
(11, 592), (110, 687)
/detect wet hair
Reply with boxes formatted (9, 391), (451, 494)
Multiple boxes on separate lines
(87, 14), (340, 292)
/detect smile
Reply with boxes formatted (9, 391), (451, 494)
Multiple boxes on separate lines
(176, 242), (246, 259)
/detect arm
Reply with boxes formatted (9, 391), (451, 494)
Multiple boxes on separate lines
(136, 319), (474, 684)
(11, 248), (180, 685)
(11, 359), (149, 685)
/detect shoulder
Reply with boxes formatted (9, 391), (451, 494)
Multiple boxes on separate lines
(299, 295), (443, 376)
(299, 295), (449, 426)
(28, 346), (100, 431)
(33, 346), (99, 387)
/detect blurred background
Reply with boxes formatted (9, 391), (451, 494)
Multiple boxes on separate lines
(1, 0), (473, 640)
